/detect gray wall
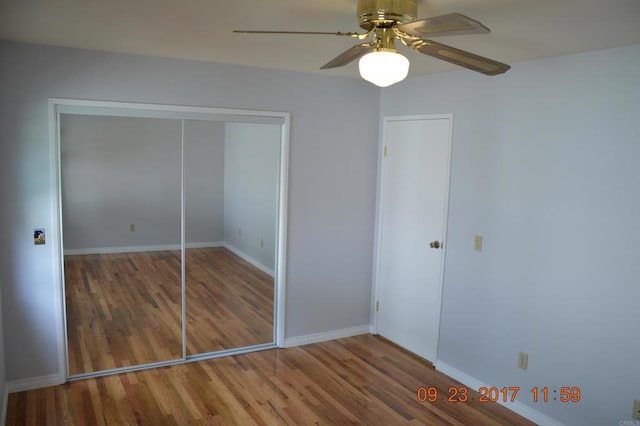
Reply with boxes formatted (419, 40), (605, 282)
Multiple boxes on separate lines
(184, 120), (225, 244)
(0, 279), (6, 423)
(0, 40), (379, 382)
(223, 123), (280, 270)
(4, 36), (636, 426)
(62, 116), (264, 251)
(381, 44), (640, 425)
(61, 114), (183, 250)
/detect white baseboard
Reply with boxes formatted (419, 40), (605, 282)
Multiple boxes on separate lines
(435, 361), (565, 426)
(64, 242), (223, 255)
(283, 325), (371, 348)
(222, 243), (274, 277)
(7, 373), (64, 394)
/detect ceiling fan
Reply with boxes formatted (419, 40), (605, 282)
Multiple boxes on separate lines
(234, 0), (511, 87)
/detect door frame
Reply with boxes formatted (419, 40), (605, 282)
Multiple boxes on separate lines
(49, 98), (289, 381)
(371, 113), (453, 362)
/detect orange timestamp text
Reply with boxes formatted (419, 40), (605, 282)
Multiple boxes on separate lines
(416, 386), (581, 403)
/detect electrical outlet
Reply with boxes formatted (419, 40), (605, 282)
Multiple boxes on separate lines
(518, 352), (528, 370)
(633, 399), (640, 420)
(130, 224), (135, 232)
(474, 235), (483, 252)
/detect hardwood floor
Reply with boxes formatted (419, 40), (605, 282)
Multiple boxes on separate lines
(6, 334), (535, 425)
(65, 247), (274, 375)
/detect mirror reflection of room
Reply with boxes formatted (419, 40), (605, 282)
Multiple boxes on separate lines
(184, 119), (280, 356)
(61, 113), (280, 376)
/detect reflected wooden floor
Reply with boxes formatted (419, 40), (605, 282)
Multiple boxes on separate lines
(185, 247), (274, 354)
(7, 334), (535, 425)
(65, 247), (274, 375)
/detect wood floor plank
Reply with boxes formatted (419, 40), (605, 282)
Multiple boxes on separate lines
(7, 335), (535, 425)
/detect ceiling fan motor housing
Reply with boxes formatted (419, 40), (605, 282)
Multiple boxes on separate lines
(357, 0), (418, 29)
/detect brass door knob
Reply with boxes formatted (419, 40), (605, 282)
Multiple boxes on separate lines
(429, 240), (441, 249)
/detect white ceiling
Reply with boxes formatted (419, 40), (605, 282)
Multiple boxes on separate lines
(1, 0), (640, 78)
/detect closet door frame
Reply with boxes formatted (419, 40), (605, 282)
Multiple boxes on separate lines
(49, 98), (289, 381)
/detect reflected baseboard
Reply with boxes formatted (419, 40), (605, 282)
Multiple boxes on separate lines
(63, 243), (274, 277)
(221, 243), (274, 277)
(64, 242), (225, 256)
(186, 242), (226, 249)
(283, 325), (371, 348)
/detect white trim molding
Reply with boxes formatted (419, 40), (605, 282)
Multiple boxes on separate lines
(435, 361), (565, 426)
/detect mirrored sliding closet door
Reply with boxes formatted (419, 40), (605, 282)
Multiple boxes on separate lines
(61, 114), (184, 375)
(184, 120), (281, 355)
(55, 101), (288, 378)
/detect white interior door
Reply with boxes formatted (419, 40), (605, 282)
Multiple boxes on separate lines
(375, 114), (452, 363)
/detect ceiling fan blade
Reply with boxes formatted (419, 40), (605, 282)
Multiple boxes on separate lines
(233, 30), (361, 37)
(397, 13), (490, 38)
(320, 43), (375, 69)
(412, 39), (510, 75)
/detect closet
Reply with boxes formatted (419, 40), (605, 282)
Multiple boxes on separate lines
(52, 100), (288, 378)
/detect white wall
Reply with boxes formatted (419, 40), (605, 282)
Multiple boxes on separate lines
(0, 40), (379, 383)
(223, 123), (280, 270)
(381, 44), (640, 425)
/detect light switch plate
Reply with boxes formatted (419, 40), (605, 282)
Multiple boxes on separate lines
(474, 235), (483, 252)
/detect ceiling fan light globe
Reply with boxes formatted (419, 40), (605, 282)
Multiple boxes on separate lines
(358, 51), (410, 87)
